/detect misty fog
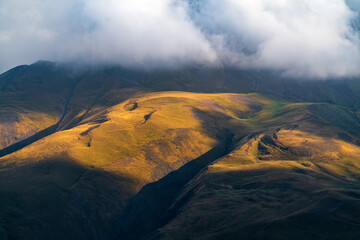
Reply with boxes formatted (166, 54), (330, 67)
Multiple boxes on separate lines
(1, 0), (360, 78)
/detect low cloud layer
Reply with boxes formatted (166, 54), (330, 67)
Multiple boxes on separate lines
(1, 0), (360, 78)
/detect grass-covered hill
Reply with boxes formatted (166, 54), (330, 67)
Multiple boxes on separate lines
(0, 62), (359, 239)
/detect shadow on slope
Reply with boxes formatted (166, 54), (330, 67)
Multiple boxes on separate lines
(152, 166), (360, 240)
(0, 158), (137, 240)
(307, 104), (360, 138)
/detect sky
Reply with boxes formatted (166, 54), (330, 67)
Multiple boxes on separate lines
(1, 0), (360, 78)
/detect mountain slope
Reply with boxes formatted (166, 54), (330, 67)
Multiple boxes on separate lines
(153, 129), (360, 239)
(0, 89), (261, 239)
(0, 62), (74, 149)
(0, 63), (360, 239)
(1, 62), (360, 153)
(130, 99), (360, 240)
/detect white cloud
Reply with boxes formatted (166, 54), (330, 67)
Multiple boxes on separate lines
(191, 0), (360, 78)
(0, 0), (218, 72)
(0, 0), (360, 78)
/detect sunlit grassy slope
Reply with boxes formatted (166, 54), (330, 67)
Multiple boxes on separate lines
(1, 62), (360, 149)
(0, 90), (268, 239)
(0, 92), (265, 180)
(1, 62), (360, 239)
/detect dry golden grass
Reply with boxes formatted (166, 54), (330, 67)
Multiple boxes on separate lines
(4, 91), (359, 184)
(0, 92), (263, 184)
(210, 127), (360, 182)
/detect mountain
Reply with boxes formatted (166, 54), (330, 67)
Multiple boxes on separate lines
(0, 61), (360, 239)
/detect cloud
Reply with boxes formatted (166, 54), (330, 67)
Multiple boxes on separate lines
(0, 0), (218, 72)
(0, 0), (360, 78)
(190, 0), (360, 78)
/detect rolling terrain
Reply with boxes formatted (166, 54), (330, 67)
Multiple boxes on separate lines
(0, 62), (360, 239)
